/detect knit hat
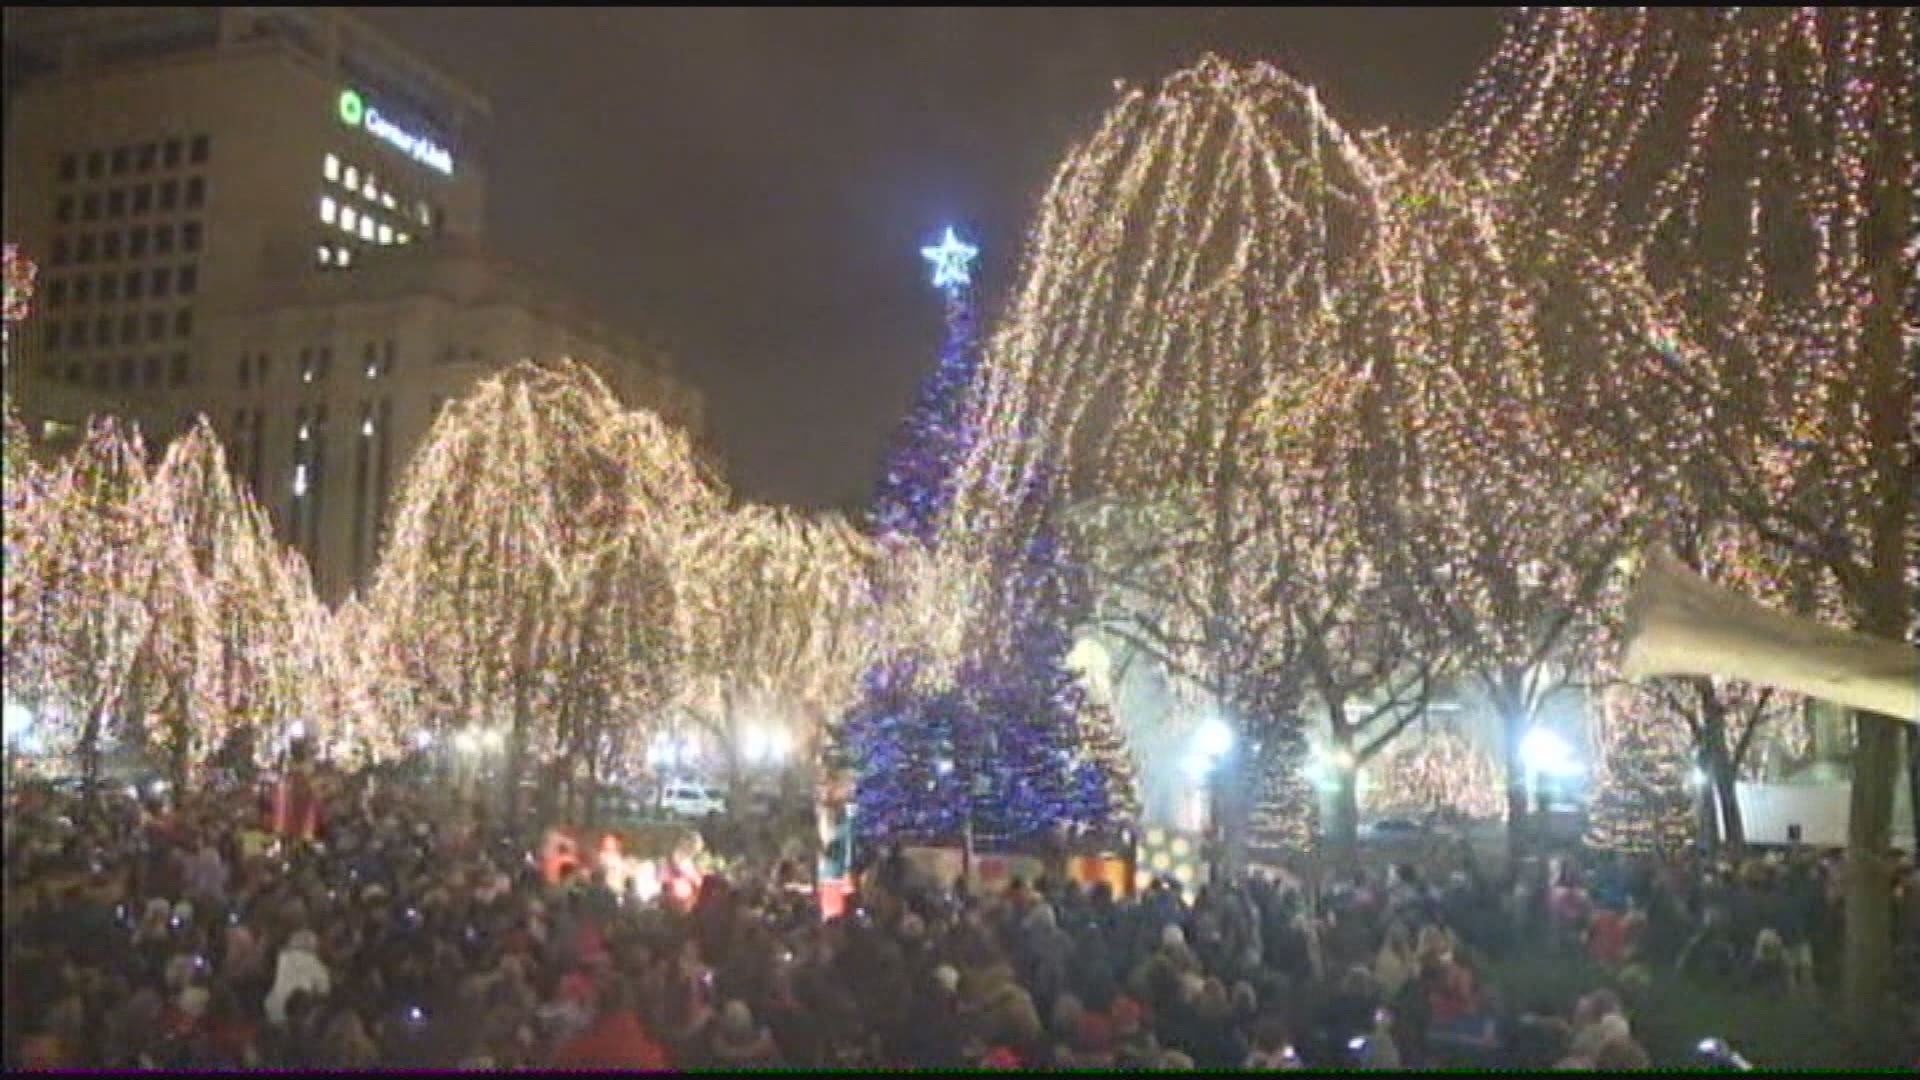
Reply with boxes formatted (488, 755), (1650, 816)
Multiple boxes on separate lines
(1109, 997), (1144, 1036)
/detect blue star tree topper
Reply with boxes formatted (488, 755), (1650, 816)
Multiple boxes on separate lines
(920, 227), (979, 292)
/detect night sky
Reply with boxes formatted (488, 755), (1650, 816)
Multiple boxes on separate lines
(358, 7), (1506, 510)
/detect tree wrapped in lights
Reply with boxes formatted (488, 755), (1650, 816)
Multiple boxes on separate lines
(674, 505), (887, 797)
(941, 57), (1405, 865)
(131, 418), (339, 790)
(6, 419), (169, 800)
(1361, 728), (1505, 825)
(1443, 7), (1916, 1016)
(1353, 164), (1651, 866)
(1586, 689), (1695, 855)
(1072, 699), (1139, 830)
(372, 358), (720, 828)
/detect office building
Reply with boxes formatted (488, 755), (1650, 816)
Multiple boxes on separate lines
(3, 8), (706, 599)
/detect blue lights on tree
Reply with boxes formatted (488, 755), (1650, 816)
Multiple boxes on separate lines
(846, 225), (1125, 849)
(870, 227), (982, 544)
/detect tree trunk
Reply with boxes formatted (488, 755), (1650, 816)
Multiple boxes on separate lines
(505, 670), (531, 834)
(1908, 729), (1920, 868)
(1327, 767), (1360, 870)
(1841, 80), (1910, 1027)
(1706, 743), (1745, 856)
(1844, 711), (1899, 1023)
(80, 698), (104, 816)
(1494, 684), (1530, 869)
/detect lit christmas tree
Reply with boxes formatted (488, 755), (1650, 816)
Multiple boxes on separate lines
(1073, 699), (1139, 830)
(848, 230), (1125, 846)
(1586, 691), (1695, 855)
(871, 226), (981, 544)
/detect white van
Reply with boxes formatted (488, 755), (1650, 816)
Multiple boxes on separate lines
(660, 781), (726, 819)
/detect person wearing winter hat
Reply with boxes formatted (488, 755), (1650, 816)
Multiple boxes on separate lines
(708, 999), (781, 1067)
(264, 929), (330, 1026)
(551, 977), (669, 1070)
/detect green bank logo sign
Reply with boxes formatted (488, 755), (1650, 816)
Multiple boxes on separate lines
(337, 89), (453, 177)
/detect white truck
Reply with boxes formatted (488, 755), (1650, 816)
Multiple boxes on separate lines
(1731, 781), (1915, 850)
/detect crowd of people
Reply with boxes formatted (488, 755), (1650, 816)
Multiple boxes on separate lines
(5, 763), (1919, 1071)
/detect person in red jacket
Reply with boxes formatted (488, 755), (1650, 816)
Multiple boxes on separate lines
(551, 977), (670, 1071)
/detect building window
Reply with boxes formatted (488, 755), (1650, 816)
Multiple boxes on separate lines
(45, 322), (63, 350)
(185, 176), (205, 208)
(316, 243), (334, 268)
(50, 237), (69, 267)
(189, 135), (209, 164)
(363, 342), (379, 379)
(101, 232), (122, 260)
(159, 179), (179, 211)
(343, 164), (359, 190)
(300, 348), (314, 383)
(82, 192), (101, 221)
(151, 267), (171, 298)
(125, 270), (144, 300)
(55, 196), (74, 223)
(163, 139), (182, 168)
(128, 226), (149, 258)
(121, 313), (138, 344)
(93, 361), (109, 387)
(324, 153), (340, 182)
(46, 278), (67, 307)
(100, 275), (119, 303)
(144, 355), (162, 388)
(118, 357), (136, 388)
(155, 224), (175, 255)
(383, 339), (396, 374)
(174, 309), (193, 338)
(238, 355), (251, 389)
(336, 246), (353, 269)
(74, 276), (93, 304)
(320, 195), (338, 225)
(178, 265), (198, 295)
(76, 235), (96, 263)
(59, 154), (77, 182)
(358, 216), (375, 242)
(86, 151), (104, 179)
(138, 143), (157, 171)
(107, 189), (127, 218)
(169, 353), (189, 386)
(111, 147), (130, 175)
(340, 206), (358, 233)
(146, 311), (165, 341)
(132, 184), (152, 214)
(94, 316), (111, 347)
(182, 222), (202, 252)
(71, 320), (88, 347)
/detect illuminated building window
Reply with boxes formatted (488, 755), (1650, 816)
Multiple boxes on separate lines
(381, 192), (397, 210)
(324, 153), (341, 182)
(317, 244), (334, 267)
(293, 464), (309, 497)
(377, 223), (393, 245)
(340, 206), (358, 233)
(359, 216), (375, 241)
(396, 231), (411, 245)
(363, 175), (378, 200)
(336, 247), (353, 269)
(320, 196), (337, 225)
(343, 165), (359, 190)
(416, 202), (432, 227)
